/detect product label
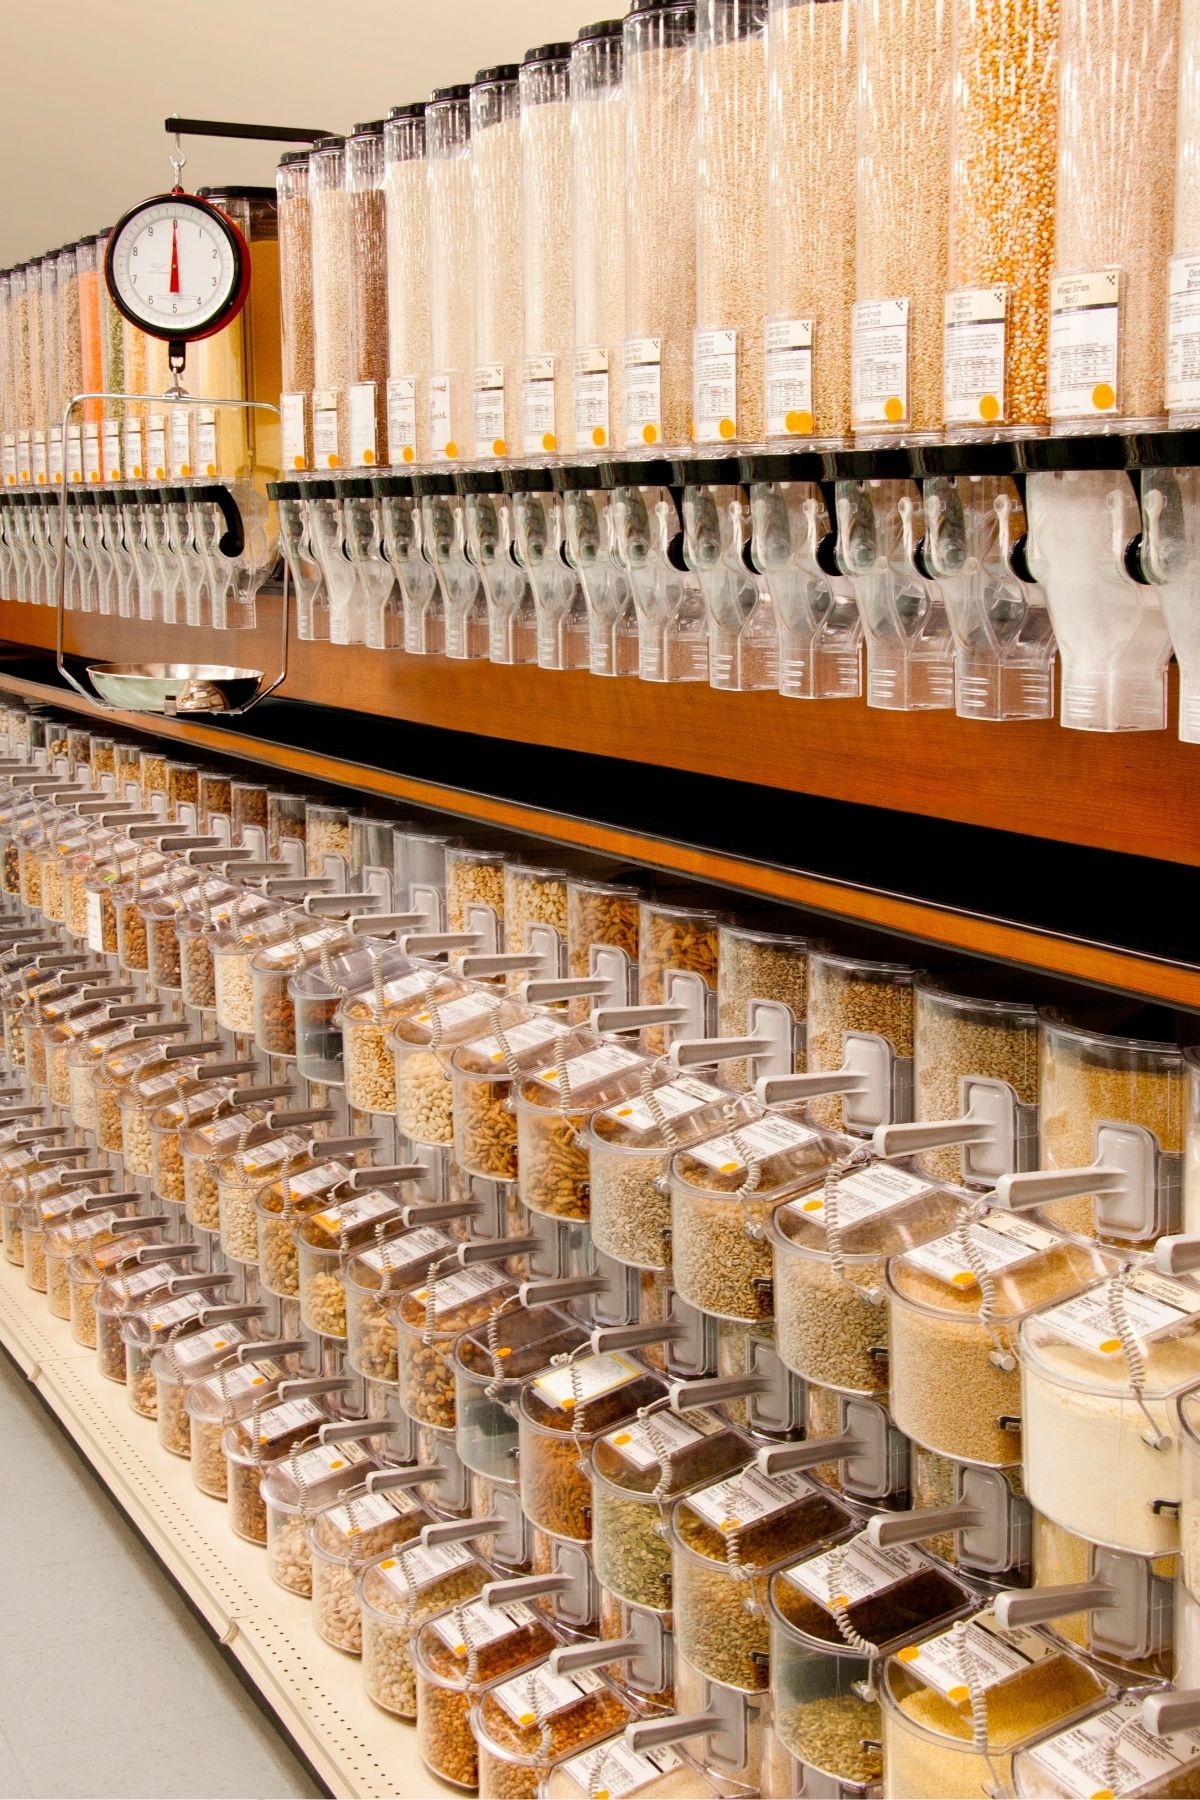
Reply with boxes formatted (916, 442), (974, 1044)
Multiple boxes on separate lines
(122, 419), (144, 481)
(522, 355), (558, 455)
(146, 416), (167, 480)
(431, 1599), (536, 1656)
(687, 1465), (814, 1533)
(414, 1261), (511, 1319)
(144, 1291), (210, 1332)
(239, 1133), (308, 1176)
(429, 373), (456, 459)
(765, 318), (815, 437)
(172, 1325), (249, 1367)
(1167, 253), (1200, 413)
(1048, 271), (1121, 418)
(280, 393), (306, 471)
(348, 382), (378, 467)
(560, 1742), (682, 1800)
(492, 1665), (604, 1727)
(165, 407), (191, 478)
(85, 888), (105, 952)
(534, 1043), (643, 1094)
(466, 1016), (562, 1065)
(533, 1350), (643, 1412)
(16, 430), (31, 481)
(311, 1188), (396, 1237)
(573, 346), (611, 450)
(195, 410), (218, 476)
(1028, 1694), (1200, 1798)
(902, 1211), (1057, 1288)
(110, 1264), (173, 1300)
(689, 1113), (816, 1173)
(100, 421), (120, 482)
(943, 287), (1007, 426)
(693, 328), (738, 443)
(603, 1074), (726, 1134)
(359, 1223), (452, 1273)
(82, 422), (102, 483)
(312, 390), (340, 470)
(474, 363), (507, 459)
(255, 1395), (325, 1443)
(785, 1162), (933, 1229)
(784, 1532), (929, 1608)
(64, 425), (82, 483)
(325, 1489), (413, 1537)
(897, 1609), (1056, 1703)
(3, 434), (16, 485)
(284, 1439), (368, 1482)
(1039, 1269), (1200, 1355)
(852, 298), (910, 428)
(376, 1540), (474, 1597)
(31, 433), (46, 485)
(385, 377), (417, 465)
(48, 428), (64, 484)
(605, 1411), (705, 1471)
(624, 337), (663, 447)
(412, 992), (492, 1036)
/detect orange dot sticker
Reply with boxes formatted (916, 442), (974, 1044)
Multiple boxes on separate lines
(642, 423), (658, 445)
(445, 441), (458, 458)
(978, 394), (1001, 423)
(592, 426), (607, 448)
(492, 438), (507, 457)
(402, 446), (415, 464)
(206, 463), (217, 478)
(155, 465), (165, 480)
(883, 397), (904, 423)
(786, 409), (814, 435)
(327, 453), (340, 470)
(292, 455), (305, 471)
(363, 448), (376, 466)
(718, 417), (736, 440)
(1092, 382), (1116, 411)
(181, 463), (193, 478)
(542, 432), (557, 453)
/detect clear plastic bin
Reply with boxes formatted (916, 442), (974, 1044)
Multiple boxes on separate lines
(152, 1322), (247, 1459)
(518, 1354), (664, 1540)
(806, 945), (918, 1132)
(1014, 1692), (1200, 1800)
(148, 1078), (240, 1210)
(671, 1112), (846, 1321)
(591, 1407), (747, 1613)
(384, 103), (429, 468)
(520, 44), (573, 457)
(251, 922), (350, 1060)
(768, 1532), (974, 1787)
(184, 1350), (299, 1501)
(180, 1104), (271, 1236)
(515, 1038), (649, 1221)
(426, 85), (474, 462)
(261, 1437), (377, 1597)
(471, 63), (522, 460)
(395, 1263), (520, 1428)
(211, 901), (290, 1036)
(772, 1162), (962, 1393)
(340, 963), (442, 1116)
(912, 977), (1041, 1186)
(451, 1011), (571, 1181)
(571, 21), (625, 455)
(217, 1130), (314, 1266)
(253, 1160), (347, 1299)
(880, 1613), (1108, 1799)
(453, 1312), (587, 1483)
(357, 1539), (485, 1694)
(345, 1222), (459, 1381)
(638, 899), (720, 1057)
(221, 1393), (337, 1540)
(309, 1484), (432, 1654)
(295, 1187), (408, 1339)
(670, 1466), (851, 1691)
(566, 877), (640, 1020)
(414, 1596), (557, 1788)
(473, 1665), (634, 1800)
(391, 978), (500, 1146)
(446, 844), (507, 934)
(716, 923), (807, 1090)
(586, 1065), (755, 1271)
(1020, 1269), (1200, 1554)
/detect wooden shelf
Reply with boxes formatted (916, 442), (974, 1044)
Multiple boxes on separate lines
(1, 597), (1198, 1012)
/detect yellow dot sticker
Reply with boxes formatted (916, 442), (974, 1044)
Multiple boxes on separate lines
(155, 465), (166, 480)
(206, 463), (217, 477)
(363, 448), (376, 466)
(181, 463), (192, 478)
(1098, 1336), (1122, 1354)
(786, 409), (814, 435)
(327, 453), (340, 469)
(492, 438), (507, 457)
(402, 446), (415, 464)
(642, 423), (658, 445)
(883, 397), (904, 423)
(978, 394), (1000, 423)
(592, 426), (607, 447)
(444, 441), (459, 459)
(542, 432), (557, 453)
(951, 1271), (976, 1287)
(1092, 382), (1116, 411)
(291, 454), (305, 471)
(718, 417), (736, 440)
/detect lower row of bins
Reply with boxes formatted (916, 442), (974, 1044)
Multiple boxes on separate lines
(4, 711), (1200, 1796)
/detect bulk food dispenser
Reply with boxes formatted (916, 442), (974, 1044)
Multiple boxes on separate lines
(461, 469), (538, 667)
(471, 64), (522, 463)
(679, 461), (779, 692)
(383, 103), (429, 470)
(426, 86), (474, 462)
(557, 466), (640, 679)
(571, 21), (625, 457)
(746, 455), (863, 702)
(520, 43), (573, 459)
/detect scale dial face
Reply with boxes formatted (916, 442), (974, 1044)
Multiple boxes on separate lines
(104, 192), (250, 342)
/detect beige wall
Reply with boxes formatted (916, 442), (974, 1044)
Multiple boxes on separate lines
(0, 0), (605, 265)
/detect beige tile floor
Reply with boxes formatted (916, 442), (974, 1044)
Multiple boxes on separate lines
(0, 1352), (322, 1800)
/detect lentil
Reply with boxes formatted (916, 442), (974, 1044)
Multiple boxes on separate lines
(854, 0), (953, 439)
(948, 0), (1059, 432)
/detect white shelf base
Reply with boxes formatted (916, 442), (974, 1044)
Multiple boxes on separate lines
(0, 1255), (456, 1800)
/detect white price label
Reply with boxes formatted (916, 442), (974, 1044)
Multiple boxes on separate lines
(195, 410), (218, 476)
(573, 346), (611, 450)
(48, 428), (64, 484)
(1028, 1695), (1200, 1798)
(533, 1351), (643, 1412)
(429, 373), (457, 459)
(280, 393), (306, 471)
(624, 337), (663, 448)
(414, 1262), (511, 1319)
(2, 434), (16, 485)
(163, 407), (189, 478)
(898, 1609), (1055, 1703)
(689, 1113), (816, 1173)
(466, 1017), (562, 1065)
(687, 1465), (814, 1533)
(786, 1163), (933, 1228)
(431, 1599), (536, 1656)
(765, 318), (814, 437)
(785, 1532), (929, 1608)
(326, 1489), (412, 1537)
(17, 431), (31, 481)
(474, 363), (507, 459)
(85, 887), (108, 951)
(493, 1665), (604, 1726)
(1048, 271), (1120, 419)
(604, 1412), (705, 1471)
(348, 382), (379, 467)
(560, 1741), (682, 1799)
(603, 1074), (726, 1134)
(82, 422), (102, 483)
(101, 421), (121, 482)
(255, 1395), (325, 1443)
(902, 1211), (1057, 1289)
(377, 1540), (474, 1596)
(172, 1326), (249, 1366)
(386, 376), (417, 465)
(693, 328), (738, 443)
(534, 1044), (643, 1093)
(284, 1439), (368, 1482)
(312, 391), (341, 470)
(146, 416), (167, 480)
(122, 419), (144, 481)
(943, 287), (1007, 426)
(1167, 253), (1200, 414)
(145, 1292), (209, 1332)
(1040, 1269), (1200, 1355)
(65, 425), (82, 483)
(522, 355), (558, 456)
(31, 433), (47, 485)
(360, 1223), (452, 1273)
(852, 298), (910, 429)
(311, 1189), (397, 1237)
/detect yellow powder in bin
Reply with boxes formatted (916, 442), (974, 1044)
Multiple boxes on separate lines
(246, 235), (281, 486)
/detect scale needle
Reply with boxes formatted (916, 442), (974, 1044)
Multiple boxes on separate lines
(169, 220), (180, 295)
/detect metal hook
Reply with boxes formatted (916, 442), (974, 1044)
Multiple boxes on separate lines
(169, 118), (187, 192)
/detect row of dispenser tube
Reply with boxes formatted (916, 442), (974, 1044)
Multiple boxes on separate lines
(265, 452), (1200, 739)
(0, 481), (276, 630)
